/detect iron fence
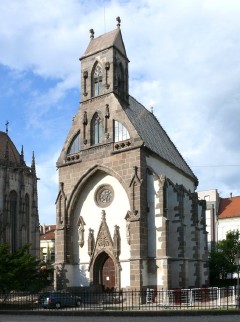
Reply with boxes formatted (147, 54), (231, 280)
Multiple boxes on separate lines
(0, 286), (239, 311)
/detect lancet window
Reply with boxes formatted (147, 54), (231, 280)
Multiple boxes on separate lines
(92, 113), (103, 145)
(93, 64), (103, 97)
(114, 121), (130, 142)
(67, 132), (80, 155)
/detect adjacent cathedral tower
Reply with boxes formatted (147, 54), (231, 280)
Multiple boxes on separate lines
(0, 130), (39, 257)
(55, 19), (208, 291)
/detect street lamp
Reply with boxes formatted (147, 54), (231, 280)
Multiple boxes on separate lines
(235, 252), (240, 308)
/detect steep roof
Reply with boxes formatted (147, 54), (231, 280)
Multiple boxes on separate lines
(81, 28), (127, 59)
(0, 131), (21, 165)
(40, 225), (56, 240)
(125, 96), (198, 183)
(218, 196), (240, 219)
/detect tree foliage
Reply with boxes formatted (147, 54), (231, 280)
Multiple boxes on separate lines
(0, 243), (50, 292)
(209, 230), (240, 282)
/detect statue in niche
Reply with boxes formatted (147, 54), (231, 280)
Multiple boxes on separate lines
(125, 211), (131, 245)
(113, 225), (121, 258)
(77, 216), (86, 248)
(88, 228), (95, 256)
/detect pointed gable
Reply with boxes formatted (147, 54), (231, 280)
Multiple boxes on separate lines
(81, 28), (127, 59)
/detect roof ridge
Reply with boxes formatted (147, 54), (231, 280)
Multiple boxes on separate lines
(127, 95), (197, 183)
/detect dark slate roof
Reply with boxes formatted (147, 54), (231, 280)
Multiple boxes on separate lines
(0, 131), (21, 165)
(125, 96), (198, 183)
(81, 28), (127, 59)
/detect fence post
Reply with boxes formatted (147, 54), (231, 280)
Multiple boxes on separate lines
(217, 287), (220, 308)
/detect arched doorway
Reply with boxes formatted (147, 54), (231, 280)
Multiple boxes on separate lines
(93, 252), (116, 290)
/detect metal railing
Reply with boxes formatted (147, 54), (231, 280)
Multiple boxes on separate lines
(0, 286), (239, 311)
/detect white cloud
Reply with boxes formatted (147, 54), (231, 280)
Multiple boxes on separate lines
(1, 0), (240, 223)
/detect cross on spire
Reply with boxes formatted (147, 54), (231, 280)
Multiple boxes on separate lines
(5, 121), (9, 134)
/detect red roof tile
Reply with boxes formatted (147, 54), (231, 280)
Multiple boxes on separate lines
(40, 225), (56, 240)
(218, 196), (240, 219)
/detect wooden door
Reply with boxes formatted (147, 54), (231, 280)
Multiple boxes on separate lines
(102, 256), (115, 290)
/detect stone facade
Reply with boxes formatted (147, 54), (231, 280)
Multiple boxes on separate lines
(0, 131), (39, 257)
(55, 23), (208, 290)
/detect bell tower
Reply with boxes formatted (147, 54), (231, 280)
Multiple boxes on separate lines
(79, 17), (129, 104)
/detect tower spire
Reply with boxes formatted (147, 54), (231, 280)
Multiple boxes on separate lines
(31, 151), (36, 174)
(20, 145), (25, 165)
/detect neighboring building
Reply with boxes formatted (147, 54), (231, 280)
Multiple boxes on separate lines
(55, 20), (208, 291)
(0, 130), (39, 257)
(40, 224), (56, 284)
(40, 224), (56, 263)
(198, 190), (240, 247)
(218, 194), (240, 241)
(198, 189), (219, 251)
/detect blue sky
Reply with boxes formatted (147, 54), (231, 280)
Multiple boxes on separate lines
(1, 0), (240, 224)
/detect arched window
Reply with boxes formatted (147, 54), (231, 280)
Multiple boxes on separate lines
(67, 132), (80, 154)
(24, 194), (30, 244)
(93, 64), (103, 97)
(9, 190), (17, 252)
(114, 121), (130, 142)
(92, 113), (103, 145)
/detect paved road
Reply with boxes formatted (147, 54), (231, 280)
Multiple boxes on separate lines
(0, 314), (239, 322)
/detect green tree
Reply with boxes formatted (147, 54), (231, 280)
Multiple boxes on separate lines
(209, 230), (240, 283)
(0, 243), (49, 292)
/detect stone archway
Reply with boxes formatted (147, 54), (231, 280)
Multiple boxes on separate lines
(93, 252), (116, 290)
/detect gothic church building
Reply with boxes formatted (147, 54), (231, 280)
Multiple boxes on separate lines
(55, 21), (208, 290)
(0, 130), (39, 256)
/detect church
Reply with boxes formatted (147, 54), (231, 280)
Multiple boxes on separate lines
(55, 19), (208, 291)
(0, 129), (39, 257)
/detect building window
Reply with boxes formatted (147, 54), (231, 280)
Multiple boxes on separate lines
(114, 121), (130, 142)
(93, 65), (103, 97)
(24, 194), (30, 244)
(67, 132), (80, 154)
(92, 113), (103, 144)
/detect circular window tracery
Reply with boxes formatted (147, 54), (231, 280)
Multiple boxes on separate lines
(95, 184), (114, 208)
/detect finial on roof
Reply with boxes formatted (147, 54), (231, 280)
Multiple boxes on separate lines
(5, 120), (9, 134)
(116, 16), (121, 28)
(31, 151), (36, 173)
(89, 28), (94, 39)
(151, 107), (153, 114)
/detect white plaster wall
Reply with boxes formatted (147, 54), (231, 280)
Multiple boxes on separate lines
(156, 259), (167, 287)
(170, 262), (182, 288)
(218, 218), (240, 241)
(70, 171), (131, 288)
(147, 173), (157, 257)
(198, 189), (218, 202)
(188, 261), (196, 287)
(120, 261), (130, 287)
(184, 196), (193, 258)
(146, 156), (195, 192)
(167, 187), (179, 258)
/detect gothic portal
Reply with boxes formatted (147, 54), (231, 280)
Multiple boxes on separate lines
(55, 20), (208, 291)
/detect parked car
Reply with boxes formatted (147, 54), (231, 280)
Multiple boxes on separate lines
(38, 291), (81, 309)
